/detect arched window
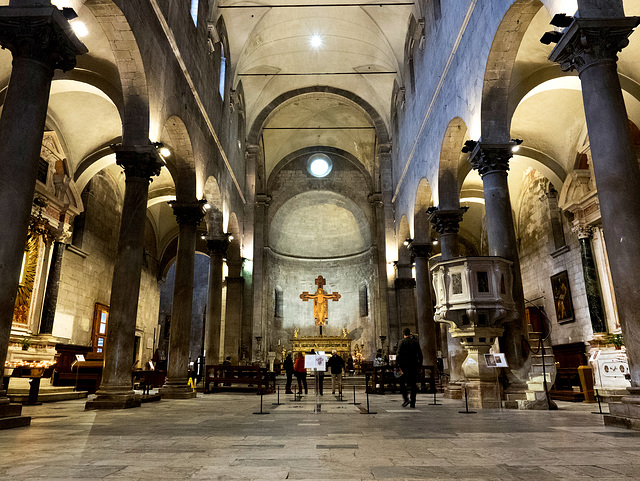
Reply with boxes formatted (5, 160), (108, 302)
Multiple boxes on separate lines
(274, 286), (283, 318)
(219, 43), (226, 99)
(359, 284), (369, 317)
(190, 0), (198, 26)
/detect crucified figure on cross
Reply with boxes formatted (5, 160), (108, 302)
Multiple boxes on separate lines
(300, 276), (341, 331)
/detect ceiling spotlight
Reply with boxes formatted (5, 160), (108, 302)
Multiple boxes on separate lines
(228, 234), (234, 241)
(201, 235), (206, 240)
(203, 203), (211, 210)
(550, 13), (573, 28)
(310, 34), (322, 48)
(403, 238), (412, 247)
(511, 139), (523, 152)
(432, 240), (439, 246)
(540, 31), (563, 45)
(160, 147), (171, 157)
(71, 21), (88, 38)
(461, 139), (478, 154)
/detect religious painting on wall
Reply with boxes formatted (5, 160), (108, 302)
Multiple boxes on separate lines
(551, 270), (574, 324)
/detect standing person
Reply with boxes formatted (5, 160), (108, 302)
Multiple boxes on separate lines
(397, 328), (423, 408)
(283, 352), (294, 394)
(294, 351), (308, 395)
(327, 350), (345, 395)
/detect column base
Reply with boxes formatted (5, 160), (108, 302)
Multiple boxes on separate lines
(85, 389), (141, 410)
(465, 381), (501, 409)
(0, 402), (31, 430)
(604, 389), (640, 430)
(159, 381), (197, 399)
(444, 382), (463, 399)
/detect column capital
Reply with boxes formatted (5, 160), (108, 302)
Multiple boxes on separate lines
(548, 17), (639, 74)
(368, 192), (383, 205)
(112, 144), (164, 182)
(169, 200), (206, 227)
(409, 242), (432, 259)
(207, 236), (230, 257)
(427, 207), (468, 235)
(467, 142), (517, 177)
(572, 223), (594, 239)
(0, 6), (87, 71)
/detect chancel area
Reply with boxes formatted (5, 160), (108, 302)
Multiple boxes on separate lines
(3, 0), (640, 476)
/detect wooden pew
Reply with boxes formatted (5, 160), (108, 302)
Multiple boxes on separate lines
(204, 365), (274, 394)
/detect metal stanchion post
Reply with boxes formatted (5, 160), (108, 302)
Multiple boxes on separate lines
(360, 376), (377, 414)
(458, 385), (477, 414)
(428, 388), (441, 406)
(592, 389), (610, 415)
(273, 385), (284, 406)
(253, 391), (270, 415)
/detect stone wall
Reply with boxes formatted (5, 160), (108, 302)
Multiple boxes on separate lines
(516, 169), (594, 347)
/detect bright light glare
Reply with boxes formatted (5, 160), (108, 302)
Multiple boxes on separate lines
(310, 158), (330, 177)
(511, 145), (520, 153)
(160, 147), (171, 157)
(310, 35), (322, 48)
(71, 21), (89, 38)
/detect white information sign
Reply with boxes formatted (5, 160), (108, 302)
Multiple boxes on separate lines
(484, 353), (508, 368)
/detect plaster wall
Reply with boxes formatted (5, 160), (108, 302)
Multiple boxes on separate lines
(264, 250), (377, 360)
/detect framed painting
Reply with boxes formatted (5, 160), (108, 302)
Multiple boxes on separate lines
(551, 271), (574, 324)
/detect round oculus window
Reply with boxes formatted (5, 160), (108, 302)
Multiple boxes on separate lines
(307, 154), (332, 178)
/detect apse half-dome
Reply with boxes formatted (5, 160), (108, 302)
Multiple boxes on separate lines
(269, 191), (370, 258)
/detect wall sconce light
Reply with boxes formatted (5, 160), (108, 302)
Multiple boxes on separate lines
(511, 138), (523, 152)
(403, 238), (412, 247)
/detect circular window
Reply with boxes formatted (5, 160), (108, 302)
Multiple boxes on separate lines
(307, 153), (333, 178)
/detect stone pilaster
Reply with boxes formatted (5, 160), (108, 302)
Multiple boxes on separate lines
(251, 192), (269, 362)
(0, 4), (85, 413)
(86, 146), (163, 410)
(369, 192), (391, 350)
(544, 5), (640, 426)
(204, 236), (229, 365)
(427, 207), (467, 261)
(224, 259), (245, 363)
(160, 201), (205, 399)
(410, 242), (437, 369)
(468, 142), (528, 387)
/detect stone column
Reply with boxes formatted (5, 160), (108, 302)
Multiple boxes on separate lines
(574, 226), (606, 333)
(411, 243), (437, 368)
(38, 241), (65, 334)
(204, 237), (228, 365)
(0, 4), (85, 407)
(468, 143), (528, 386)
(224, 259), (245, 363)
(428, 207), (467, 261)
(160, 202), (205, 399)
(86, 147), (162, 409)
(545, 3), (640, 423)
(428, 208), (467, 397)
(369, 192), (391, 348)
(394, 271), (417, 334)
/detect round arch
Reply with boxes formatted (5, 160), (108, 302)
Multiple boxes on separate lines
(413, 178), (433, 243)
(438, 117), (468, 209)
(161, 116), (197, 202)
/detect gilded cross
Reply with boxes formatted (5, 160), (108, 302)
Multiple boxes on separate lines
(300, 275), (341, 327)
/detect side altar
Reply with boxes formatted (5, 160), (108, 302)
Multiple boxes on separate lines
(291, 336), (352, 359)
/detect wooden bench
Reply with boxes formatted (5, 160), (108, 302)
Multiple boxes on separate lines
(204, 365), (274, 394)
(369, 365), (436, 394)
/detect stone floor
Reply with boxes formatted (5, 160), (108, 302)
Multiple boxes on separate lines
(1, 388), (640, 480)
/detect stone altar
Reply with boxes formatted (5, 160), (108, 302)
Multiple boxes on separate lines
(290, 336), (351, 359)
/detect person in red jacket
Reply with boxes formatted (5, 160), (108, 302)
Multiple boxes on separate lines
(294, 351), (308, 394)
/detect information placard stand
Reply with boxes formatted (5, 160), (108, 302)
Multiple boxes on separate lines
(484, 353), (507, 411)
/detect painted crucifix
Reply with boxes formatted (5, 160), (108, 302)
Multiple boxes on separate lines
(300, 275), (341, 335)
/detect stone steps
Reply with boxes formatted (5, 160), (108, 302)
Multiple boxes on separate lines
(7, 378), (88, 404)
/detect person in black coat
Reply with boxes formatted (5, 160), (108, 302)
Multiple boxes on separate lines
(326, 350), (345, 394)
(396, 327), (423, 408)
(283, 352), (294, 394)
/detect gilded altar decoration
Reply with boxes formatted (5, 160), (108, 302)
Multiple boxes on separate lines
(299, 275), (341, 326)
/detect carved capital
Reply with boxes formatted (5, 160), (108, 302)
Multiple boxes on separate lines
(207, 237), (230, 257)
(409, 242), (432, 259)
(368, 192), (383, 205)
(468, 143), (514, 177)
(112, 145), (164, 182)
(572, 223), (594, 239)
(549, 17), (639, 73)
(428, 207), (468, 235)
(256, 193), (271, 206)
(170, 201), (206, 227)
(0, 6), (87, 71)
